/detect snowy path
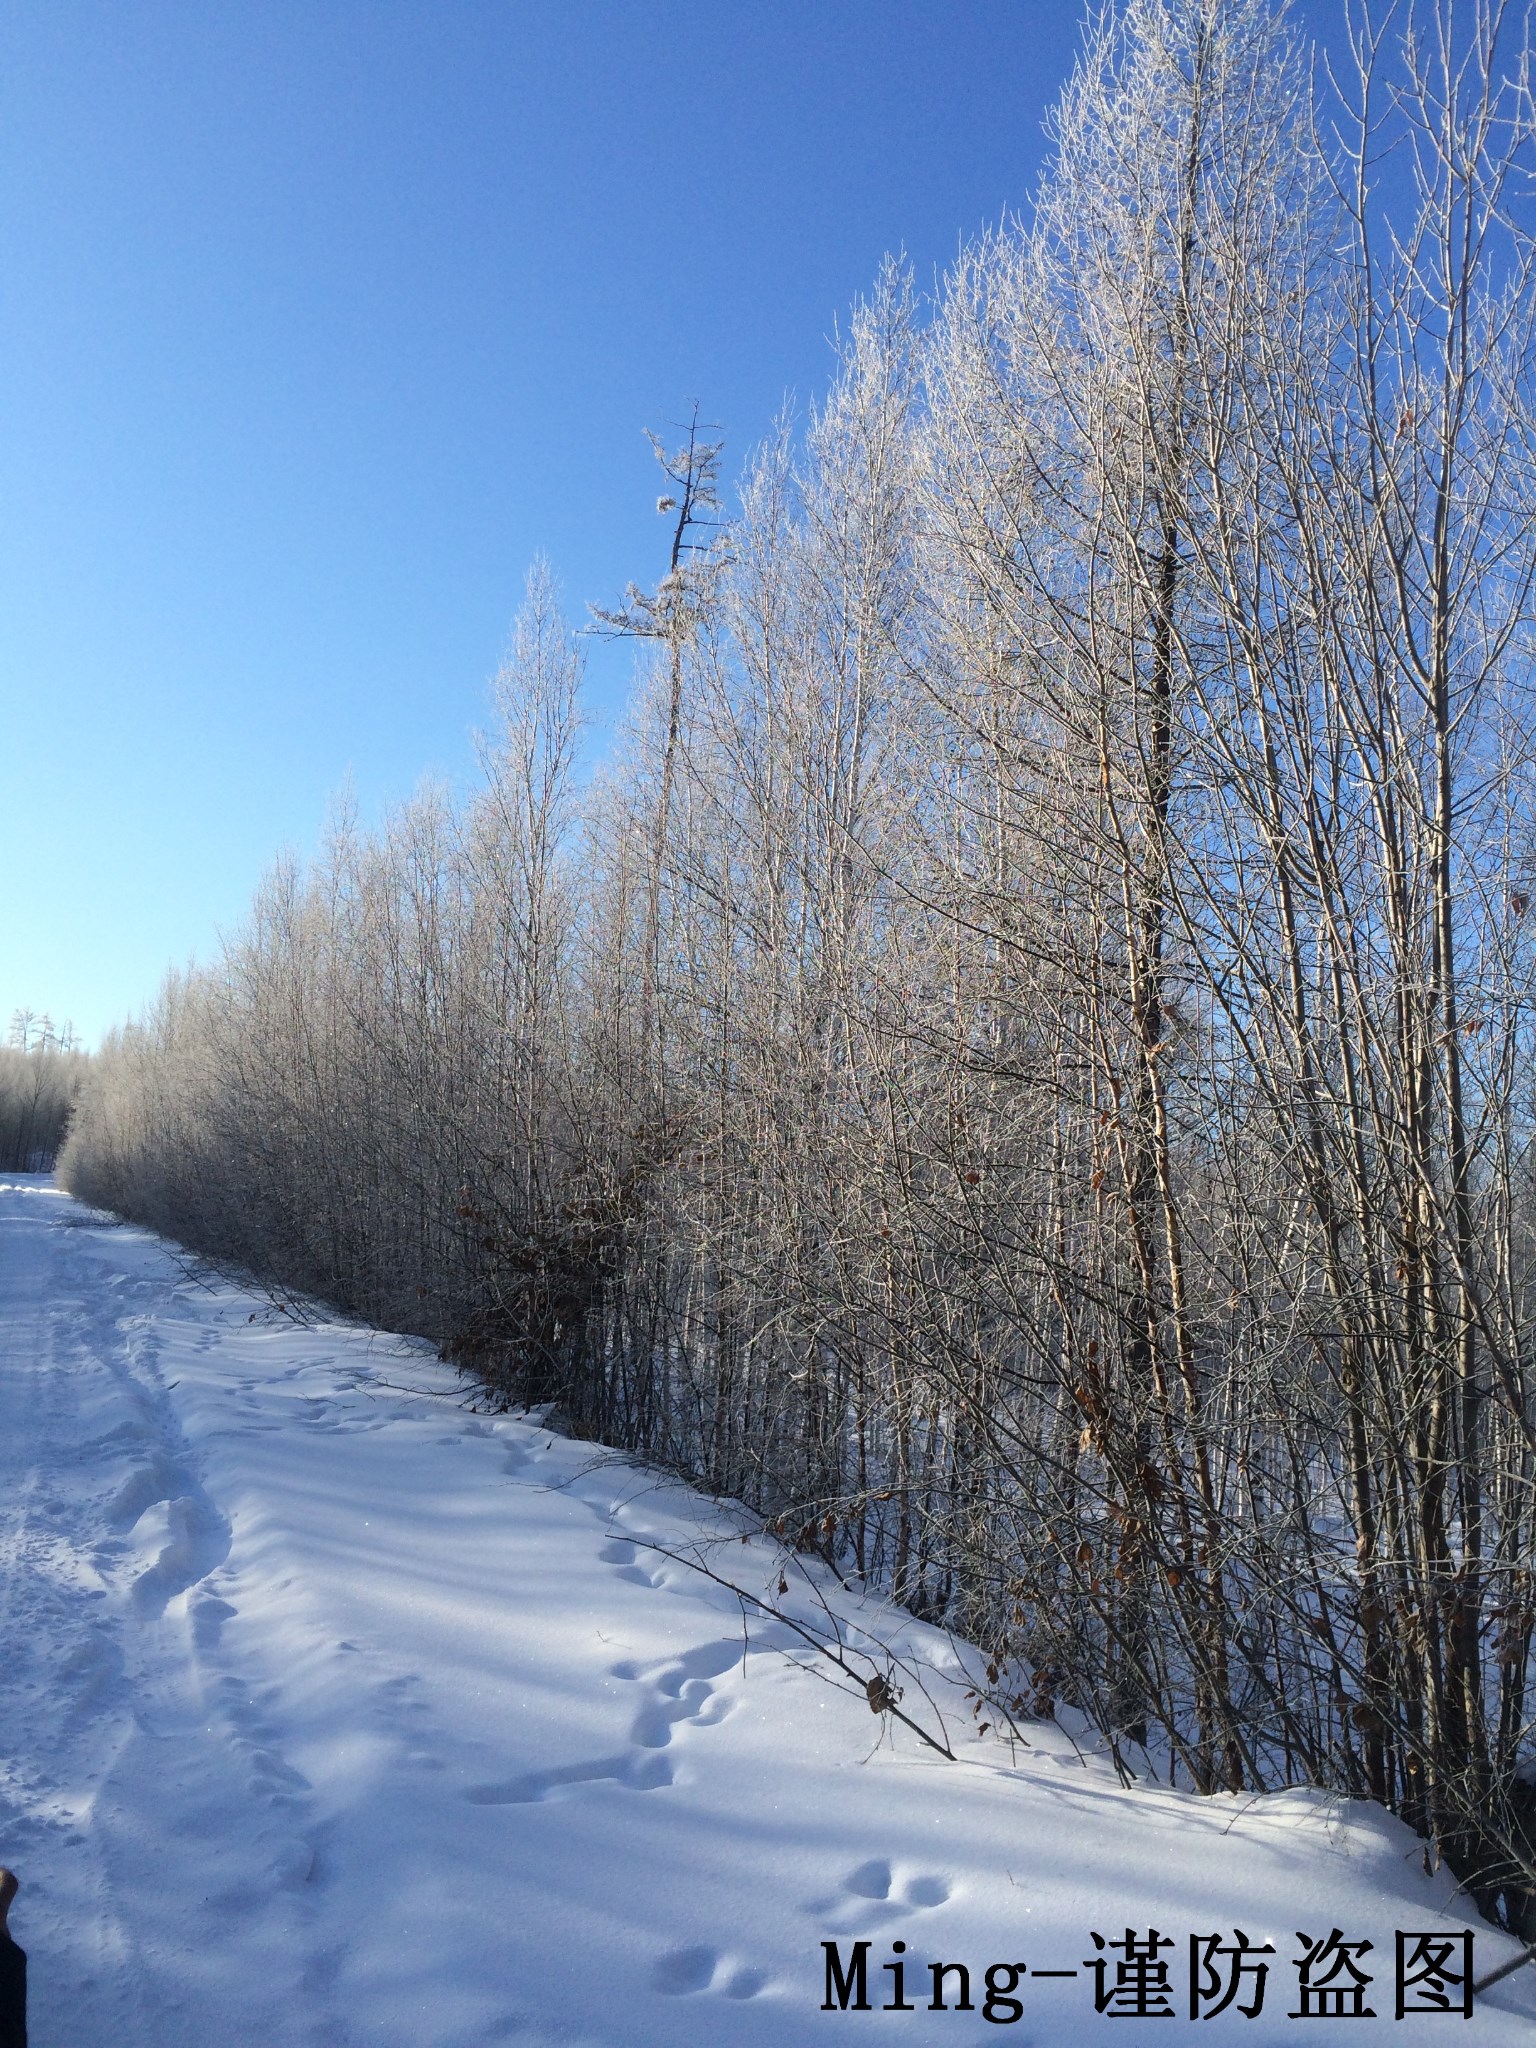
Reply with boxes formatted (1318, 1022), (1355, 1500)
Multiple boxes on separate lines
(2, 1175), (1534, 2045)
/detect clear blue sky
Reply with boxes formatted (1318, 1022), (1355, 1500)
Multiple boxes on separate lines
(2, 0), (1331, 1047)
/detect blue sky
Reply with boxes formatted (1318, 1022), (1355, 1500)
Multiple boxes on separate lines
(3, 0), (1336, 1046)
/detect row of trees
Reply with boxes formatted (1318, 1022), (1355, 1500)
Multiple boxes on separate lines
(62, 0), (1536, 1928)
(8, 1009), (81, 1055)
(0, 1039), (87, 1171)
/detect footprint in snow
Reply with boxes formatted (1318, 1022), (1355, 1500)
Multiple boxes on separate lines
(107, 1456), (190, 1532)
(610, 1638), (741, 1748)
(191, 1593), (238, 1652)
(629, 1676), (731, 1748)
(597, 1537), (667, 1589)
(269, 1836), (320, 1889)
(808, 1858), (954, 1930)
(56, 1633), (126, 1725)
(373, 1671), (435, 1755)
(652, 1945), (769, 1999)
(639, 1639), (743, 1688)
(246, 1745), (311, 1798)
(462, 1748), (674, 1805)
(131, 1494), (231, 1618)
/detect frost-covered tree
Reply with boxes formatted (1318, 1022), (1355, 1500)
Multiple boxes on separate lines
(60, 0), (1536, 1931)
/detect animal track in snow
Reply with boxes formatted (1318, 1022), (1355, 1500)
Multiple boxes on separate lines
(131, 1495), (230, 1616)
(208, 1829), (324, 1908)
(294, 1395), (387, 1436)
(56, 1632), (125, 1725)
(609, 1638), (742, 1747)
(246, 1746), (311, 1798)
(808, 1858), (954, 1931)
(106, 1455), (188, 1532)
(462, 1633), (743, 1808)
(267, 1836), (319, 1890)
(377, 1671), (429, 1712)
(651, 1944), (769, 1999)
(462, 1749), (674, 1804)
(497, 1436), (543, 1477)
(596, 1537), (669, 1589)
(629, 1676), (730, 1749)
(106, 1452), (233, 1616)
(191, 1593), (238, 1652)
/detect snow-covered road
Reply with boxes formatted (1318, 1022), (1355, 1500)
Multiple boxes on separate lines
(2, 1175), (1533, 2045)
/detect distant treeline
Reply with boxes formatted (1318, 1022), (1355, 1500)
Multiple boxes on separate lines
(0, 1042), (87, 1171)
(60, 0), (1536, 1935)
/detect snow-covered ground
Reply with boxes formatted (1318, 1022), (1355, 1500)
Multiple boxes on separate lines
(1, 1174), (1532, 2046)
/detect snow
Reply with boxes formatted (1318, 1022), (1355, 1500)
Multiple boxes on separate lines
(1, 1172), (1532, 2045)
